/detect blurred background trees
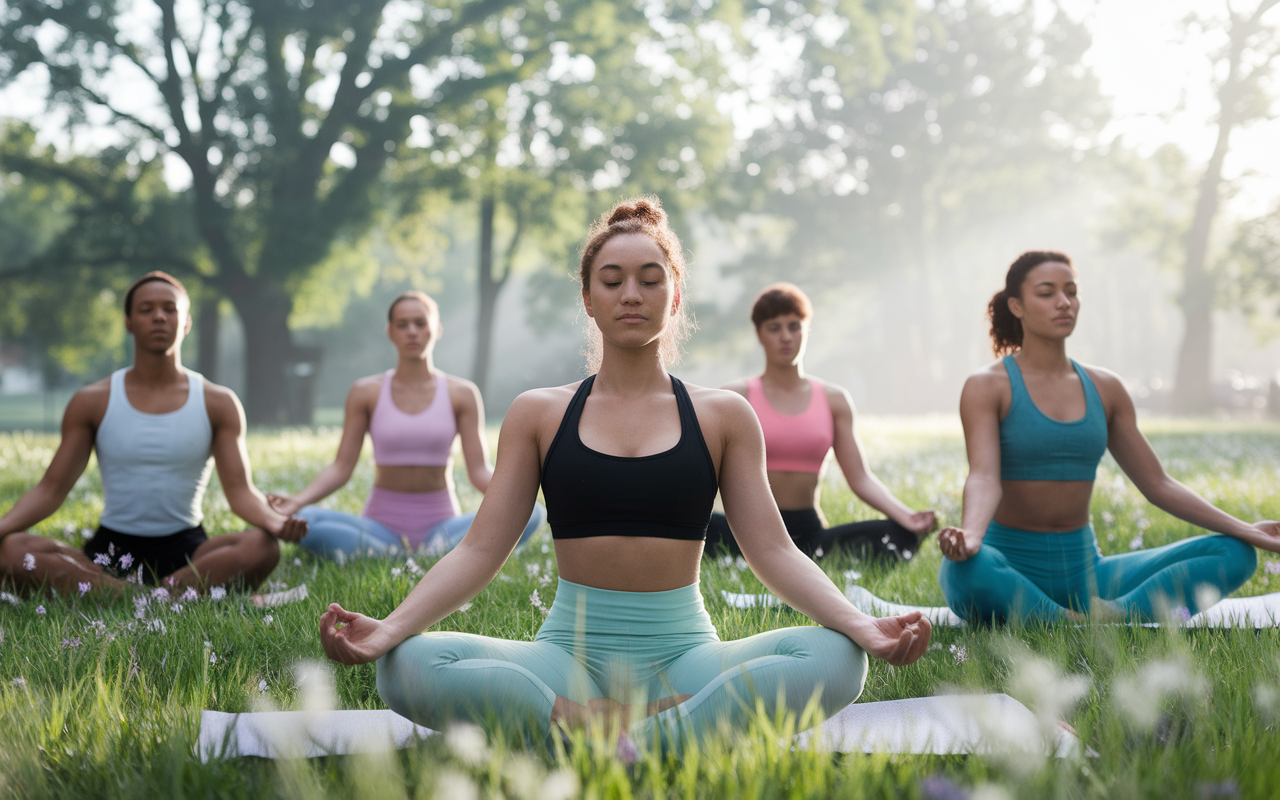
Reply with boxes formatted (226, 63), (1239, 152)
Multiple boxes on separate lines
(2, 0), (1280, 424)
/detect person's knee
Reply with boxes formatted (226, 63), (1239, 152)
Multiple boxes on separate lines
(940, 552), (1007, 622)
(242, 528), (280, 573)
(1212, 535), (1257, 586)
(0, 533), (44, 579)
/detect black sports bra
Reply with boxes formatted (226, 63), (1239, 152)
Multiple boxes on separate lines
(541, 375), (717, 540)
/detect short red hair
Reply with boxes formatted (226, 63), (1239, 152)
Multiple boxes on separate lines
(751, 283), (812, 328)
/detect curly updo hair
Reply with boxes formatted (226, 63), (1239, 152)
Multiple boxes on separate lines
(751, 283), (813, 328)
(988, 250), (1074, 356)
(578, 196), (694, 371)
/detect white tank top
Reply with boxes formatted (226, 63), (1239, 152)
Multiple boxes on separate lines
(97, 368), (214, 536)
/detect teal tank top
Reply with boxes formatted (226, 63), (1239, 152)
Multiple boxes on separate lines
(999, 355), (1107, 481)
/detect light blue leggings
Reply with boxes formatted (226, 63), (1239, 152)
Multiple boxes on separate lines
(297, 503), (546, 561)
(939, 522), (1257, 624)
(376, 579), (867, 751)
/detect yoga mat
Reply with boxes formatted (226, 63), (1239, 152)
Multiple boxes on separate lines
(798, 693), (1087, 758)
(197, 695), (1083, 760)
(196, 709), (433, 761)
(726, 587), (1280, 628)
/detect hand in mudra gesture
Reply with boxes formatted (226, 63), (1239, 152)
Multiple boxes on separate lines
(320, 603), (398, 665)
(856, 611), (931, 666)
(939, 526), (981, 562)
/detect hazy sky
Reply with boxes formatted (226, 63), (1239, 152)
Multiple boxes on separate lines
(2, 0), (1278, 216)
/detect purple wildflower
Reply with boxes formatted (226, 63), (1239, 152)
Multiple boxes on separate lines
(77, 582), (91, 596)
(118, 553), (134, 570)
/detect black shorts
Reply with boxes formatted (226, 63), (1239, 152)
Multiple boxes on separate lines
(83, 524), (208, 585)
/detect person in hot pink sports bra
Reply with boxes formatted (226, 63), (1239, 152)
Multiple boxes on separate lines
(269, 291), (544, 561)
(707, 283), (937, 562)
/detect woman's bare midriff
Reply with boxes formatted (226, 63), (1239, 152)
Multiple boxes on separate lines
(993, 480), (1095, 531)
(555, 537), (704, 591)
(374, 464), (452, 494)
(766, 470), (822, 511)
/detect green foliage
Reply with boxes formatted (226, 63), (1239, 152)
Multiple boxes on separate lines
(5, 422), (1280, 796)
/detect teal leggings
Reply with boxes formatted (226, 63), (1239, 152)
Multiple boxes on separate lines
(377, 579), (867, 750)
(939, 522), (1257, 624)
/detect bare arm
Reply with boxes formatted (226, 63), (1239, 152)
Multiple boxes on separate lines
(0, 388), (101, 540)
(452, 377), (494, 493)
(720, 395), (930, 665)
(939, 373), (1005, 561)
(270, 382), (371, 515)
(206, 385), (305, 541)
(828, 385), (936, 535)
(320, 391), (545, 664)
(1101, 371), (1280, 550)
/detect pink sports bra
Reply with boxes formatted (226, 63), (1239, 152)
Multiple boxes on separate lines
(746, 376), (834, 474)
(368, 370), (457, 467)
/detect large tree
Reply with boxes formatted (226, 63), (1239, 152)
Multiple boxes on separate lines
(0, 0), (623, 422)
(734, 0), (1108, 408)
(1167, 0), (1280, 413)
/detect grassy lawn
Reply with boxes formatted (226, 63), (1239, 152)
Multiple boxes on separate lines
(3, 419), (1280, 798)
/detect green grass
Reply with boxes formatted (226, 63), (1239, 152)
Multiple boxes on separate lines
(4, 419), (1280, 798)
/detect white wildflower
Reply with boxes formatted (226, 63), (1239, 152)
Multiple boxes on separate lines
(1128, 534), (1144, 551)
(293, 557), (302, 566)
(540, 769), (580, 800)
(264, 614), (274, 626)
(11, 677), (26, 688)
(77, 582), (91, 596)
(92, 552), (111, 566)
(445, 723), (489, 766)
(0, 592), (20, 606)
(209, 586), (227, 601)
(170, 603), (184, 613)
(843, 569), (862, 582)
(435, 770), (479, 800)
(527, 562), (541, 578)
(22, 553), (35, 571)
(36, 605), (46, 615)
(118, 553), (134, 570)
(734, 556), (748, 571)
(949, 644), (968, 664)
(390, 567), (403, 577)
(179, 587), (199, 602)
(258, 679), (269, 692)
(151, 587), (170, 601)
(1114, 656), (1207, 730)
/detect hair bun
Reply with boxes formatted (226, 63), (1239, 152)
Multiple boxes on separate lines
(607, 197), (666, 227)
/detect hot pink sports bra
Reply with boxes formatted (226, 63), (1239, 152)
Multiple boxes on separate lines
(368, 370), (457, 467)
(746, 376), (834, 474)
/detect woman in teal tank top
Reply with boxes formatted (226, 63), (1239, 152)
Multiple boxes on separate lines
(937, 251), (1279, 624)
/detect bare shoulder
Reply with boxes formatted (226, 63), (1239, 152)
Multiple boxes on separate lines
(719, 378), (750, 398)
(1077, 362), (1130, 408)
(684, 382), (757, 425)
(348, 373), (384, 404)
(65, 377), (112, 426)
(445, 374), (482, 402)
(963, 359), (1012, 395)
(201, 379), (246, 426)
(818, 378), (854, 414)
(507, 382), (582, 424)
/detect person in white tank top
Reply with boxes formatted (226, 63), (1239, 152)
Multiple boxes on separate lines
(0, 272), (307, 596)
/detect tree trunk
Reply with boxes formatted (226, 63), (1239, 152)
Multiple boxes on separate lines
(472, 192), (500, 397)
(196, 296), (220, 382)
(225, 285), (297, 425)
(1172, 84), (1241, 414)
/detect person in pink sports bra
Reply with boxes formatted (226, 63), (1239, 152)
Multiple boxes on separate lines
(269, 291), (544, 560)
(707, 283), (937, 562)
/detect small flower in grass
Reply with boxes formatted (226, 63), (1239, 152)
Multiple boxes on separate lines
(719, 555), (732, 567)
(151, 587), (170, 601)
(209, 652), (218, 665)
(36, 605), (46, 615)
(293, 557), (302, 566)
(11, 677), (26, 688)
(734, 556), (748, 571)
(843, 569), (862, 582)
(78, 582), (91, 596)
(93, 552), (111, 566)
(444, 723), (489, 766)
(118, 553), (134, 570)
(0, 592), (19, 606)
(146, 618), (167, 634)
(391, 567), (403, 577)
(80, 528), (93, 539)
(258, 679), (268, 692)
(22, 553), (35, 571)
(1129, 533), (1144, 551)
(530, 590), (548, 615)
(527, 562), (541, 578)
(179, 587), (198, 602)
(405, 557), (423, 576)
(61, 637), (82, 648)
(209, 586), (226, 601)
(86, 620), (107, 637)
(170, 603), (183, 613)
(108, 543), (116, 557)
(949, 644), (968, 664)
(1266, 561), (1280, 576)
(264, 614), (274, 626)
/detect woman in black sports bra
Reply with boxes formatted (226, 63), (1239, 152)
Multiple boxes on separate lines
(319, 197), (931, 751)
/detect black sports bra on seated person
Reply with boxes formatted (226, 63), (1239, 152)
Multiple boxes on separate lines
(541, 375), (717, 540)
